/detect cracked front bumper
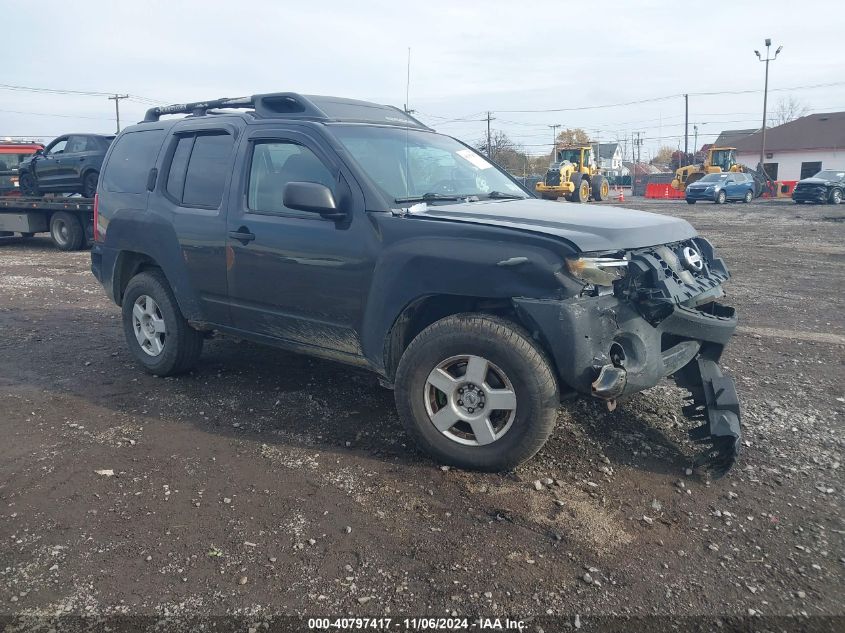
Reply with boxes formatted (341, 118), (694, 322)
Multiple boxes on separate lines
(514, 294), (741, 475)
(514, 294), (736, 397)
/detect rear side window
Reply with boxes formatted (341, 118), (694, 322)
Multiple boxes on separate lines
(164, 132), (234, 208)
(103, 129), (166, 193)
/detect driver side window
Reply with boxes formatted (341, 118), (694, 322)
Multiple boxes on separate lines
(247, 141), (334, 215)
(47, 139), (68, 155)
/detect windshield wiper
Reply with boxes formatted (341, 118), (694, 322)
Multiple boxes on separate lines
(487, 191), (527, 200)
(394, 193), (462, 203)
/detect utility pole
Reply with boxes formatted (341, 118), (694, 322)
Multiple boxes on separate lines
(683, 93), (689, 167)
(549, 124), (560, 162)
(755, 38), (782, 177)
(693, 124), (699, 157)
(404, 47), (412, 114)
(486, 111), (495, 159)
(108, 94), (129, 133)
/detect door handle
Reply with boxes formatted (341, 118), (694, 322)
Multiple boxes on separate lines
(228, 227), (255, 244)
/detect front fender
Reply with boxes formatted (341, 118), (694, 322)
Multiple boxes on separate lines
(359, 233), (567, 371)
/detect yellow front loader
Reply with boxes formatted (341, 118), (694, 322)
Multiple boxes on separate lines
(535, 146), (610, 203)
(671, 147), (745, 191)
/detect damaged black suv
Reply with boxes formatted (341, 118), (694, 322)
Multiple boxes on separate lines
(91, 92), (741, 475)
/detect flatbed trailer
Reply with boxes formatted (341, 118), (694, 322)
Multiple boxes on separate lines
(0, 196), (94, 250)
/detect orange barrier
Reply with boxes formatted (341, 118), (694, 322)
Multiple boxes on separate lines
(644, 183), (685, 199)
(760, 180), (797, 198)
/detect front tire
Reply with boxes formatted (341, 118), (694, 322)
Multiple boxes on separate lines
(715, 190), (726, 205)
(394, 314), (559, 471)
(121, 270), (204, 376)
(49, 211), (85, 251)
(830, 188), (842, 205)
(686, 199), (696, 205)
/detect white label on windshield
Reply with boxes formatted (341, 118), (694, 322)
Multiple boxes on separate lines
(456, 149), (493, 170)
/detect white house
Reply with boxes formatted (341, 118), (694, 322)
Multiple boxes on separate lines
(592, 142), (625, 177)
(733, 112), (845, 181)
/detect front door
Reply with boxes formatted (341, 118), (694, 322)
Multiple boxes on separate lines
(225, 128), (373, 361)
(34, 136), (68, 187)
(55, 135), (89, 187)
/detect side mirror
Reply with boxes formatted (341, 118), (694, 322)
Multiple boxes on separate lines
(34, 148), (44, 156)
(283, 182), (344, 219)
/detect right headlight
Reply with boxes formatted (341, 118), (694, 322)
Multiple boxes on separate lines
(565, 256), (629, 287)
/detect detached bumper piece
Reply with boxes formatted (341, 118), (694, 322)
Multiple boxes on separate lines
(675, 357), (741, 478)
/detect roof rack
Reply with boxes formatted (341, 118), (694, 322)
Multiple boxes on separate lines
(143, 92), (432, 130)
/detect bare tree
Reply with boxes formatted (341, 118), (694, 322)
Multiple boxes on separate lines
(770, 96), (809, 127)
(650, 146), (675, 166)
(475, 131), (530, 174)
(555, 128), (591, 148)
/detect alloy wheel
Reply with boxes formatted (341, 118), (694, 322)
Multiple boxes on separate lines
(423, 354), (517, 446)
(132, 295), (167, 356)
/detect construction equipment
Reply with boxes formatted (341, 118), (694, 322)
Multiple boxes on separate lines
(535, 146), (609, 203)
(671, 147), (746, 191)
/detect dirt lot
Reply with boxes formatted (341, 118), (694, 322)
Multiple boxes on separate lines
(0, 198), (843, 629)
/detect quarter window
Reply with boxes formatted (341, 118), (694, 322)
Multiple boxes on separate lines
(247, 141), (334, 214)
(102, 129), (166, 193)
(166, 136), (194, 202)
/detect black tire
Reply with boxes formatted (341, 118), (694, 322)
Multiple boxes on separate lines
(394, 314), (559, 471)
(49, 211), (85, 251)
(795, 200), (805, 205)
(743, 190), (753, 203)
(20, 232), (35, 238)
(830, 188), (842, 205)
(82, 171), (99, 198)
(121, 270), (203, 376)
(591, 174), (608, 201)
(19, 171), (39, 197)
(686, 199), (696, 205)
(715, 190), (726, 205)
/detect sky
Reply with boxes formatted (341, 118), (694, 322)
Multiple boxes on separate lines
(2, 0), (844, 161)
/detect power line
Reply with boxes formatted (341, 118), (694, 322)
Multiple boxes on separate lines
(0, 82), (164, 105)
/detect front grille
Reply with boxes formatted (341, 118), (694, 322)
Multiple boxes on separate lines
(623, 238), (729, 305)
(545, 170), (561, 186)
(794, 184), (825, 195)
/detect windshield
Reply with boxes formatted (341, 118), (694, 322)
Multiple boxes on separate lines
(699, 173), (730, 183)
(0, 152), (34, 172)
(814, 170), (845, 180)
(330, 125), (527, 202)
(557, 149), (582, 164)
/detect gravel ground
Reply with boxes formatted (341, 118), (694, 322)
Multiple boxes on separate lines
(0, 197), (843, 630)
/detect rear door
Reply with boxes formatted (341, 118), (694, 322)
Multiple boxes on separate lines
(152, 124), (239, 326)
(56, 135), (89, 186)
(224, 126), (372, 359)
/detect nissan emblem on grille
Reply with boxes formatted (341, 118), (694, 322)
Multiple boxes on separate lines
(682, 246), (704, 271)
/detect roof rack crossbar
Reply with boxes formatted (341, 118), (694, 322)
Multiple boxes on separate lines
(143, 97), (253, 122)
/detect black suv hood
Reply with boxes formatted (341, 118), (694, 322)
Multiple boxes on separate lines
(406, 199), (697, 252)
(798, 177), (838, 186)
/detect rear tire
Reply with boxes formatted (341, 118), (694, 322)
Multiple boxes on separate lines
(82, 171), (99, 198)
(19, 172), (39, 197)
(743, 190), (753, 203)
(591, 175), (609, 201)
(715, 190), (726, 205)
(394, 314), (559, 471)
(569, 173), (590, 203)
(49, 211), (85, 250)
(121, 270), (204, 376)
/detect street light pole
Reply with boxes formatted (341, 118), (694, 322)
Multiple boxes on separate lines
(755, 39), (782, 177)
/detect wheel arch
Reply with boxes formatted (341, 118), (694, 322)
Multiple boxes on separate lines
(382, 294), (523, 381)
